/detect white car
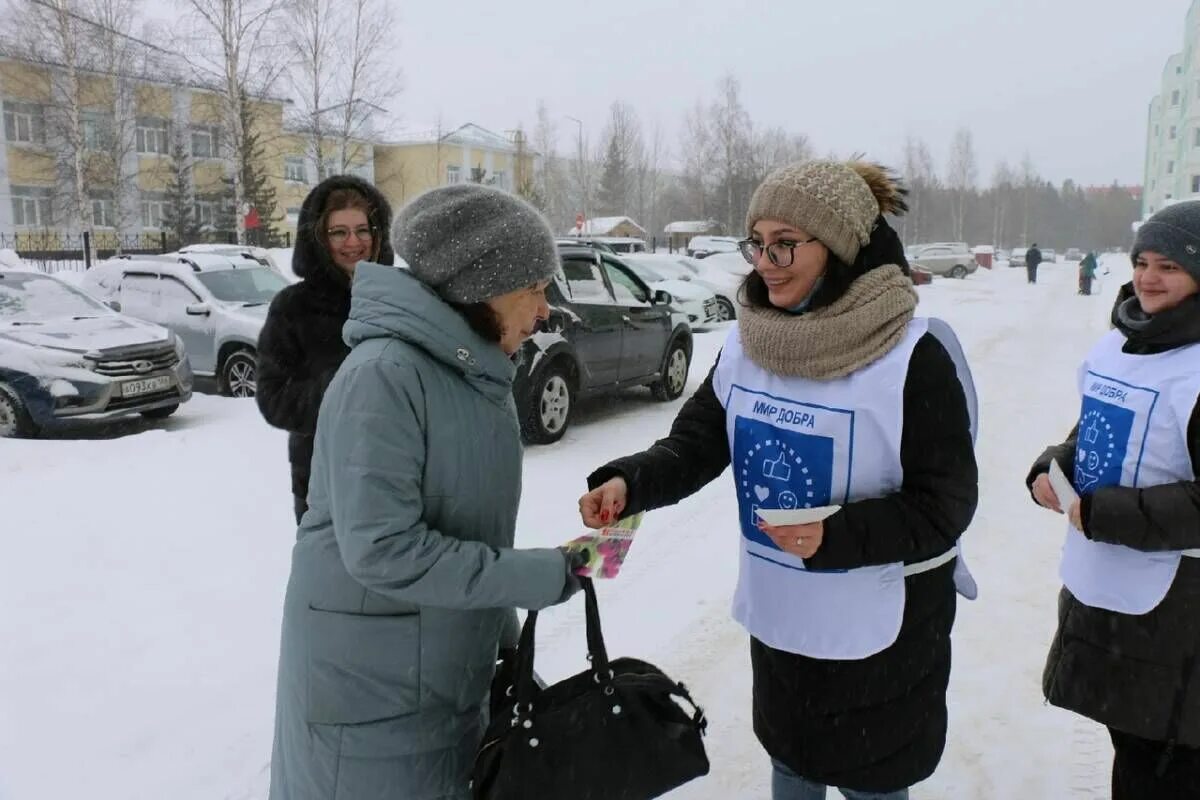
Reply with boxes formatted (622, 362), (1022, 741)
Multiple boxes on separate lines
(617, 258), (721, 327)
(686, 235), (740, 258)
(81, 253), (289, 396)
(176, 244), (281, 272)
(621, 253), (740, 321)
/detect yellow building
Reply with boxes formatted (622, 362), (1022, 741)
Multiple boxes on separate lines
(374, 123), (535, 208)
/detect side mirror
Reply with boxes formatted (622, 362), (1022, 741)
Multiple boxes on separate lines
(186, 302), (212, 317)
(653, 289), (673, 305)
(104, 300), (122, 312)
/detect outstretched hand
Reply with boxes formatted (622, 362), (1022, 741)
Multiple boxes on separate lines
(578, 477), (628, 529)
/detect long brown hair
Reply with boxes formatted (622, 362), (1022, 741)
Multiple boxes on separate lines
(318, 188), (383, 262)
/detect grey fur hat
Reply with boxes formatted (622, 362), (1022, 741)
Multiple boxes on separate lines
(390, 184), (559, 304)
(1132, 200), (1200, 284)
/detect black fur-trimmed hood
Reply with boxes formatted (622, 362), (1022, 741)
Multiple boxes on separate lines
(293, 174), (394, 291)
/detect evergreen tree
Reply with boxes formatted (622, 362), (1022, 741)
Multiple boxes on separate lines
(597, 134), (630, 215)
(238, 92), (283, 247)
(470, 163), (489, 184)
(161, 131), (199, 248)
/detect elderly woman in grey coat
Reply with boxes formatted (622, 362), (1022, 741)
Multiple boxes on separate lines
(269, 185), (581, 800)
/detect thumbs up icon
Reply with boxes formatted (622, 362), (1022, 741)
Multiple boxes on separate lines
(762, 452), (792, 482)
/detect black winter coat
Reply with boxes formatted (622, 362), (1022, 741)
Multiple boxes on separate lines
(1029, 283), (1200, 747)
(256, 175), (394, 502)
(1026, 246), (1044, 268)
(587, 219), (979, 792)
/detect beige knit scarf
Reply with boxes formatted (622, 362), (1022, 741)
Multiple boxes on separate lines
(737, 265), (918, 380)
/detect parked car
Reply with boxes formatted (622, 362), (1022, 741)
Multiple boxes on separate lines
(514, 245), (693, 444)
(620, 253), (741, 320)
(176, 244), (280, 271)
(908, 242), (976, 278)
(1010, 248), (1027, 267)
(558, 236), (647, 254)
(615, 256), (722, 327)
(555, 237), (617, 254)
(686, 235), (740, 258)
(0, 269), (193, 437)
(1064, 248), (1083, 262)
(81, 253), (288, 397)
(1042, 248), (1058, 263)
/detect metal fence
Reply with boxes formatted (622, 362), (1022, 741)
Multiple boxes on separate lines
(0, 229), (290, 273)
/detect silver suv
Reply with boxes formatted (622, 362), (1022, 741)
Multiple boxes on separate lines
(81, 253), (289, 396)
(908, 242), (976, 278)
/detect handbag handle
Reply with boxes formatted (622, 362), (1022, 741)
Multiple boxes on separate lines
(509, 577), (612, 712)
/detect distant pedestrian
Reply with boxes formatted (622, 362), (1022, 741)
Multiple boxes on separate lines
(1079, 251), (1098, 295)
(1026, 243), (1044, 284)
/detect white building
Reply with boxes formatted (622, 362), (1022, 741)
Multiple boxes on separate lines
(1143, 0), (1200, 218)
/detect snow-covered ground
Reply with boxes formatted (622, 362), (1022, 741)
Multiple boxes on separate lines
(0, 256), (1128, 800)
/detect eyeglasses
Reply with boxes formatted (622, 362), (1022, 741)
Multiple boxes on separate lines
(738, 237), (819, 268)
(327, 226), (374, 245)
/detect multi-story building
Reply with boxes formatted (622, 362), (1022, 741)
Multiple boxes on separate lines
(1143, 0), (1200, 218)
(1, 45), (532, 250)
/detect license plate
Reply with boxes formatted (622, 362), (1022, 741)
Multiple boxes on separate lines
(121, 375), (173, 397)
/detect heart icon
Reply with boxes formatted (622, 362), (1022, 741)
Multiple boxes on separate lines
(754, 485), (770, 502)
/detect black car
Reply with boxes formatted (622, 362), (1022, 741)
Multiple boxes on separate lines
(514, 245), (693, 444)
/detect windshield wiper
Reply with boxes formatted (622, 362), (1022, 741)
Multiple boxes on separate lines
(9, 320), (42, 326)
(240, 301), (267, 308)
(72, 315), (101, 320)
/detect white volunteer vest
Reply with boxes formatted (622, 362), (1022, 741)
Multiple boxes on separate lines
(713, 317), (977, 660)
(1060, 329), (1200, 614)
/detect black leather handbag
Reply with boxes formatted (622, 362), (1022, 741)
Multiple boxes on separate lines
(472, 578), (710, 800)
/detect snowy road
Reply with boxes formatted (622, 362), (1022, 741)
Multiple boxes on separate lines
(0, 256), (1127, 799)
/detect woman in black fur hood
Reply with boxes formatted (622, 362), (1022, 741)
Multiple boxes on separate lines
(256, 175), (394, 523)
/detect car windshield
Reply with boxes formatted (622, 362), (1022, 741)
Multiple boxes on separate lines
(194, 267), (287, 305)
(0, 273), (109, 323)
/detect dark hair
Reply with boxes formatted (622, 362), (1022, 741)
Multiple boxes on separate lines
(318, 188), (383, 262)
(449, 301), (504, 343)
(738, 215), (908, 312)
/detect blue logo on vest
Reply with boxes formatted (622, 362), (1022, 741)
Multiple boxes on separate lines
(734, 416), (834, 549)
(1075, 395), (1133, 493)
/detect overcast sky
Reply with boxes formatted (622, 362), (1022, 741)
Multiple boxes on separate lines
(385, 0), (1190, 187)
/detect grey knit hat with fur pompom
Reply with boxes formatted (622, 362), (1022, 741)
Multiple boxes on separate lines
(391, 184), (559, 304)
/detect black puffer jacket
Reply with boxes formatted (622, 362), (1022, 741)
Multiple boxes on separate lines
(256, 175), (394, 503)
(1029, 282), (1200, 747)
(588, 220), (978, 792)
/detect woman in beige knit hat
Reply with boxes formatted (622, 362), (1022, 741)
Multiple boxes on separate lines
(578, 160), (980, 799)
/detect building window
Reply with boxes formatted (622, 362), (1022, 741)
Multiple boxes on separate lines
(135, 117), (169, 154)
(90, 195), (114, 228)
(1170, 125), (1178, 140)
(1194, 128), (1200, 147)
(1151, 179), (1157, 190)
(348, 162), (371, 180)
(81, 111), (114, 151)
(10, 185), (52, 227)
(1172, 89), (1181, 106)
(1156, 124), (1161, 137)
(140, 194), (168, 229)
(191, 126), (218, 158)
(446, 165), (461, 184)
(3, 101), (43, 144)
(1169, 160), (1176, 174)
(194, 199), (220, 228)
(492, 170), (508, 190)
(284, 156), (307, 183)
(1192, 176), (1200, 194)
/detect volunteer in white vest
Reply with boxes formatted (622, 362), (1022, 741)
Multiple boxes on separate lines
(1029, 200), (1200, 800)
(579, 160), (979, 800)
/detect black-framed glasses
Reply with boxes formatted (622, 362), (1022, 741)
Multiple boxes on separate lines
(327, 226), (375, 245)
(738, 236), (819, 268)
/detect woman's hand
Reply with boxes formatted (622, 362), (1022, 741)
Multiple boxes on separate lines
(1032, 473), (1063, 513)
(1068, 500), (1083, 530)
(578, 477), (628, 529)
(757, 519), (825, 559)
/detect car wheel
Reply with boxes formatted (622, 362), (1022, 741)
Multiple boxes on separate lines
(949, 265), (968, 279)
(220, 349), (258, 398)
(521, 363), (573, 445)
(651, 339), (690, 401)
(0, 385), (39, 438)
(715, 297), (736, 321)
(140, 404), (179, 420)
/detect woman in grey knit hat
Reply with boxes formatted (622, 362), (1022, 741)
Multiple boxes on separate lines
(269, 184), (582, 800)
(579, 159), (980, 799)
(1028, 200), (1200, 800)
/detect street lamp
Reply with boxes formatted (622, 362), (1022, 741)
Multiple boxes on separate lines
(564, 114), (587, 231)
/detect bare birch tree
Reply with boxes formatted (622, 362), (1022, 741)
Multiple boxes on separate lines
(946, 127), (977, 241)
(179, 0), (286, 244)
